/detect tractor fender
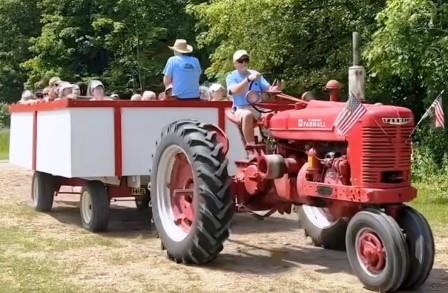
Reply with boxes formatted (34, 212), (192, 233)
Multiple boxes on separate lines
(203, 124), (229, 156)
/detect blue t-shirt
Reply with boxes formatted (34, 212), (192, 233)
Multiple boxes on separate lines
(163, 55), (202, 99)
(226, 70), (270, 107)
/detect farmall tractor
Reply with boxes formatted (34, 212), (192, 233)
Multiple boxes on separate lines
(150, 36), (434, 292)
(8, 34), (434, 293)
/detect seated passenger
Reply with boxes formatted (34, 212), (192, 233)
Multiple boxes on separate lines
(19, 90), (35, 104)
(142, 91), (156, 101)
(110, 93), (120, 100)
(226, 49), (279, 145)
(209, 83), (229, 101)
(88, 80), (112, 101)
(71, 84), (81, 98)
(57, 82), (75, 100)
(46, 76), (61, 101)
(162, 39), (201, 100)
(131, 94), (142, 101)
(199, 86), (210, 100)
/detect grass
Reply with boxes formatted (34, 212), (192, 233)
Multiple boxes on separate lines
(0, 128), (9, 160)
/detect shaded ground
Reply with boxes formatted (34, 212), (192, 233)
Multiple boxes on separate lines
(0, 162), (447, 292)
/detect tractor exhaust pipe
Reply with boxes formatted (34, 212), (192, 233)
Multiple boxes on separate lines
(348, 32), (365, 101)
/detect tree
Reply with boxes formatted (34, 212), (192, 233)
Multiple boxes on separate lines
(0, 0), (41, 102)
(22, 0), (198, 94)
(365, 0), (448, 114)
(188, 0), (385, 95)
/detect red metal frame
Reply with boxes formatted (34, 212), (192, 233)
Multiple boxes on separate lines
(32, 111), (37, 170)
(114, 107), (122, 176)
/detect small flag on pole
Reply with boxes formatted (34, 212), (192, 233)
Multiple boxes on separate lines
(432, 96), (445, 128)
(334, 92), (368, 135)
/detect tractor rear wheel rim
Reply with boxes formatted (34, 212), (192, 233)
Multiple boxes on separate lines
(302, 205), (336, 229)
(356, 228), (386, 276)
(157, 145), (195, 242)
(81, 190), (93, 224)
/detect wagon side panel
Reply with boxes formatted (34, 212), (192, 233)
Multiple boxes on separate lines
(9, 112), (34, 169)
(121, 107), (219, 176)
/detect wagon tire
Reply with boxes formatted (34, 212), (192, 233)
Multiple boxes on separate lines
(151, 120), (233, 265)
(346, 209), (409, 292)
(31, 171), (55, 212)
(80, 181), (110, 232)
(397, 206), (435, 290)
(298, 205), (347, 250)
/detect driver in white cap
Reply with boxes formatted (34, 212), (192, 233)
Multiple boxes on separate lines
(226, 50), (276, 145)
(162, 39), (202, 100)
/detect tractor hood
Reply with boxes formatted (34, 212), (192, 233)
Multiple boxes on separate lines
(267, 100), (414, 141)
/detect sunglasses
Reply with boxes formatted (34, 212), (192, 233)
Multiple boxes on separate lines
(236, 56), (250, 63)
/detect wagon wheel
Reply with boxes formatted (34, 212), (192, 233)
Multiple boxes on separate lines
(80, 181), (110, 232)
(346, 209), (409, 292)
(297, 167), (348, 250)
(31, 171), (55, 212)
(151, 120), (233, 264)
(397, 206), (434, 290)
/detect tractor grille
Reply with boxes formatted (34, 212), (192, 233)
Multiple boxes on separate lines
(362, 126), (413, 183)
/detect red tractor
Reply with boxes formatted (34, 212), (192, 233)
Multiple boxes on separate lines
(150, 36), (434, 292)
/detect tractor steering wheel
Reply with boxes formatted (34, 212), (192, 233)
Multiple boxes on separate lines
(246, 81), (274, 114)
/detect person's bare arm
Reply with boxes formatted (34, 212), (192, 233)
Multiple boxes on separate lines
(229, 72), (260, 95)
(163, 75), (172, 88)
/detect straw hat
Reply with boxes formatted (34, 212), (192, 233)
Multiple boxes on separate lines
(169, 39), (193, 54)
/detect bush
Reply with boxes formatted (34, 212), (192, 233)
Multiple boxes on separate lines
(0, 103), (10, 128)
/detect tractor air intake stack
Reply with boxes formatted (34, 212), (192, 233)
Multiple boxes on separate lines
(349, 32), (365, 101)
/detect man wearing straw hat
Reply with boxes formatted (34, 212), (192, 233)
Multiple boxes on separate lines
(162, 39), (202, 100)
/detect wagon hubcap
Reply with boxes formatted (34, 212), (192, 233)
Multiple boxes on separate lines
(157, 145), (196, 242)
(356, 229), (386, 274)
(81, 191), (93, 224)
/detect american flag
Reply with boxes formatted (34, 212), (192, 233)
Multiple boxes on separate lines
(334, 92), (367, 135)
(431, 96), (445, 128)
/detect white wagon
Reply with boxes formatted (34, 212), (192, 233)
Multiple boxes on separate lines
(8, 99), (249, 231)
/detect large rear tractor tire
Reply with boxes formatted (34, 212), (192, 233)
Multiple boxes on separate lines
(346, 209), (409, 292)
(80, 181), (110, 232)
(151, 120), (233, 264)
(298, 205), (347, 250)
(397, 206), (434, 290)
(31, 171), (55, 212)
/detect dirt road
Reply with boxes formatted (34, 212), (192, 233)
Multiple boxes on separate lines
(0, 161), (447, 292)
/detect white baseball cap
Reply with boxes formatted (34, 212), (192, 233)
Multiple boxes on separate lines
(233, 50), (249, 62)
(209, 83), (225, 93)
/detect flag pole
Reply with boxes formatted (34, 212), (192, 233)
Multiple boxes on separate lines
(410, 90), (445, 137)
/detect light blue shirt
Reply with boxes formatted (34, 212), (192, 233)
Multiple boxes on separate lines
(226, 70), (270, 107)
(163, 55), (202, 99)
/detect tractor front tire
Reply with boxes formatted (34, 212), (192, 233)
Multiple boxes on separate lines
(346, 209), (409, 292)
(151, 120), (233, 264)
(80, 181), (110, 232)
(397, 206), (435, 290)
(298, 205), (347, 250)
(31, 171), (55, 212)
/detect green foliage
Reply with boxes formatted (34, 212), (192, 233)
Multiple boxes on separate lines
(0, 103), (10, 128)
(0, 0), (41, 103)
(365, 0), (448, 114)
(189, 0), (385, 93)
(0, 128), (9, 160)
(22, 0), (197, 93)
